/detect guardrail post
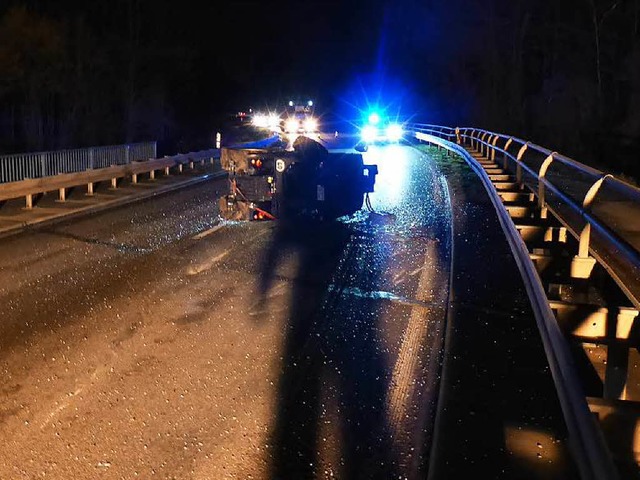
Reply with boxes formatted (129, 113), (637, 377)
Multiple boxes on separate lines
(58, 187), (66, 202)
(149, 170), (155, 180)
(503, 138), (513, 170)
(40, 153), (46, 178)
(516, 142), (529, 185)
(25, 194), (33, 209)
(571, 174), (612, 278)
(480, 132), (488, 157)
(178, 163), (183, 173)
(132, 173), (138, 184)
(216, 132), (221, 149)
(490, 135), (499, 161)
(111, 177), (117, 189)
(189, 160), (194, 170)
(470, 130), (476, 150)
(164, 166), (170, 176)
(455, 127), (461, 144)
(537, 153), (556, 218)
(87, 182), (94, 196)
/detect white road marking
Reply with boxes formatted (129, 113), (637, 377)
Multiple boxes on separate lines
(387, 240), (441, 435)
(409, 266), (425, 277)
(192, 224), (225, 240)
(186, 249), (231, 275)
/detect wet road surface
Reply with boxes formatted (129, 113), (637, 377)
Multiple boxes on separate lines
(0, 134), (576, 479)
(0, 135), (451, 478)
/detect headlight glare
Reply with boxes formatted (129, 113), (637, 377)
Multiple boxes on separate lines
(361, 125), (378, 143)
(252, 114), (267, 128)
(386, 124), (403, 141)
(285, 118), (299, 132)
(267, 114), (280, 129)
(304, 117), (318, 132)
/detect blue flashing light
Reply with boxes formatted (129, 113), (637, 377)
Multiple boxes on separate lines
(368, 112), (380, 125)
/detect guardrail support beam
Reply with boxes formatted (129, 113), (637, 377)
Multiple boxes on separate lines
(569, 174), (612, 279)
(490, 135), (499, 161)
(503, 138), (513, 170)
(538, 153), (556, 218)
(516, 143), (529, 186)
(571, 224), (597, 278)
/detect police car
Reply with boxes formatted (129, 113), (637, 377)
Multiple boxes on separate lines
(360, 112), (404, 144)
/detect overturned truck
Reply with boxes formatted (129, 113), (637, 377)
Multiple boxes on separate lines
(219, 137), (378, 221)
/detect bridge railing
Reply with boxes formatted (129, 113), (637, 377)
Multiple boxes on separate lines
(407, 125), (623, 480)
(0, 142), (157, 184)
(407, 123), (640, 310)
(0, 149), (219, 209)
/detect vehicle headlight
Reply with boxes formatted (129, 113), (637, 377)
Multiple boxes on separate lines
(361, 125), (378, 143)
(285, 118), (299, 132)
(386, 124), (403, 141)
(304, 117), (318, 132)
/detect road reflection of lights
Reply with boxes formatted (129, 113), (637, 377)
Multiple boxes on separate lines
(503, 425), (562, 465)
(364, 145), (408, 208)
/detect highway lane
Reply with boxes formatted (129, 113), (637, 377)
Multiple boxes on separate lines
(0, 134), (451, 478)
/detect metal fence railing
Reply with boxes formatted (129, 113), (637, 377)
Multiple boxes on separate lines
(407, 125), (624, 480)
(407, 123), (640, 310)
(0, 142), (157, 184)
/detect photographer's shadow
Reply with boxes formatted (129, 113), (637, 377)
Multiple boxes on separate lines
(259, 218), (399, 479)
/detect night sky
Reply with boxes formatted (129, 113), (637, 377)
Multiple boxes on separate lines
(2, 0), (640, 179)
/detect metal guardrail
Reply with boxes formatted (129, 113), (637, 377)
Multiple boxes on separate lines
(0, 142), (157, 184)
(0, 149), (219, 207)
(408, 124), (640, 310)
(413, 130), (620, 480)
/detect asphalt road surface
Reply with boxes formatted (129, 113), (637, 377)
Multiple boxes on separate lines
(0, 132), (575, 479)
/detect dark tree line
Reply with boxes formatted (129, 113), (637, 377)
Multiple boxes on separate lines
(0, 1), (201, 154)
(2, 0), (640, 178)
(384, 0), (640, 177)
